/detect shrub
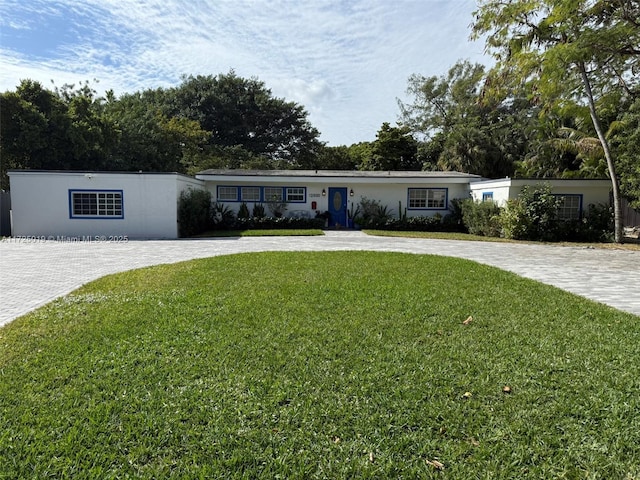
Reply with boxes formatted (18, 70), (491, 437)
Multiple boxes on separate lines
(252, 203), (266, 218)
(177, 188), (212, 237)
(500, 184), (561, 241)
(211, 202), (236, 229)
(460, 199), (502, 237)
(237, 202), (251, 219)
(442, 198), (468, 233)
(383, 215), (443, 231)
(557, 203), (614, 242)
(354, 197), (394, 228)
(266, 197), (288, 218)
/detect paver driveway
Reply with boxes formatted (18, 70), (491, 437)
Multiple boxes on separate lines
(1, 231), (639, 327)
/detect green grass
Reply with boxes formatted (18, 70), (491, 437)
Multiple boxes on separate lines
(2, 251), (640, 478)
(196, 229), (325, 237)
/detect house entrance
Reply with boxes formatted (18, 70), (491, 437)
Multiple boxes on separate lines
(328, 187), (347, 227)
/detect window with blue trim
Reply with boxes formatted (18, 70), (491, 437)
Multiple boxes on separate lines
(286, 187), (305, 202)
(216, 186), (307, 203)
(241, 187), (260, 202)
(408, 188), (447, 209)
(70, 190), (123, 218)
(217, 186), (238, 201)
(264, 187), (283, 202)
(482, 192), (494, 202)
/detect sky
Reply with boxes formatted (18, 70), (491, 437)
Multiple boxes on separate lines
(0, 0), (490, 146)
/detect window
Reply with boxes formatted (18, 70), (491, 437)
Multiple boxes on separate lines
(286, 187), (305, 202)
(70, 190), (123, 218)
(408, 188), (447, 209)
(482, 192), (494, 202)
(264, 187), (283, 202)
(241, 186), (260, 202)
(217, 186), (238, 201)
(556, 194), (582, 220)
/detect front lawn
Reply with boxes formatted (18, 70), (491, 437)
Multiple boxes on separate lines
(2, 251), (639, 478)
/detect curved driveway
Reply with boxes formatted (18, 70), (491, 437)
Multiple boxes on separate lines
(1, 231), (639, 327)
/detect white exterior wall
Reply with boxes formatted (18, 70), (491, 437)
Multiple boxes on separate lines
(470, 179), (611, 213)
(9, 171), (205, 239)
(203, 176), (473, 219)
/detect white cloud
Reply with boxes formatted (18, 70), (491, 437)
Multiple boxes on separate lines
(0, 0), (489, 146)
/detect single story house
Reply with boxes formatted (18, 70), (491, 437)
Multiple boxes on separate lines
(195, 169), (482, 228)
(7, 169), (613, 239)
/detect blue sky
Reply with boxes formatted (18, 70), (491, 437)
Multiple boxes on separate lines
(0, 0), (489, 146)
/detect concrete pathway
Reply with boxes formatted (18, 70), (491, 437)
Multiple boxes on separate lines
(1, 231), (639, 327)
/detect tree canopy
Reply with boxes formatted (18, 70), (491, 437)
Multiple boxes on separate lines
(472, 0), (640, 241)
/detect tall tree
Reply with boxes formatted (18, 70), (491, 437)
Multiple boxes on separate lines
(473, 0), (640, 242)
(399, 60), (532, 178)
(167, 72), (323, 169)
(361, 122), (419, 171)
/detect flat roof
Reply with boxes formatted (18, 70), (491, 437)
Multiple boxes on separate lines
(196, 169), (481, 179)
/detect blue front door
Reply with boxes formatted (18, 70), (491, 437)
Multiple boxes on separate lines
(328, 187), (347, 227)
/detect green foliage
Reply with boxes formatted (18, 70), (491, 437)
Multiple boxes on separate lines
(237, 202), (250, 219)
(442, 198), (468, 232)
(211, 202), (236, 229)
(500, 184), (561, 241)
(167, 72), (323, 169)
(613, 98), (640, 209)
(361, 122), (420, 171)
(353, 197), (394, 228)
(252, 203), (266, 218)
(177, 188), (212, 237)
(266, 197), (288, 218)
(461, 199), (502, 237)
(2, 252), (640, 477)
(233, 216), (325, 230)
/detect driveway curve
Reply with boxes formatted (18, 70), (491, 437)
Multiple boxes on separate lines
(1, 231), (639, 327)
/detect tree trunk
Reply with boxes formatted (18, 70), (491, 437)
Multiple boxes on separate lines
(578, 62), (624, 243)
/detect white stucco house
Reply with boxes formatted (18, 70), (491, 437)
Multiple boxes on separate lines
(195, 169), (481, 228)
(7, 169), (613, 239)
(469, 178), (613, 220)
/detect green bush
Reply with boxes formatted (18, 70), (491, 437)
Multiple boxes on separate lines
(237, 202), (250, 219)
(460, 199), (502, 237)
(354, 197), (394, 228)
(234, 216), (325, 230)
(500, 184), (561, 241)
(177, 188), (213, 237)
(211, 202), (236, 229)
(383, 215), (443, 231)
(442, 198), (468, 232)
(557, 203), (614, 242)
(252, 203), (266, 218)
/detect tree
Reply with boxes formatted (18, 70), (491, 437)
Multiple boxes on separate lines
(473, 0), (640, 242)
(167, 72), (323, 169)
(612, 98), (640, 209)
(314, 145), (360, 170)
(103, 90), (208, 172)
(399, 60), (532, 178)
(361, 122), (419, 171)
